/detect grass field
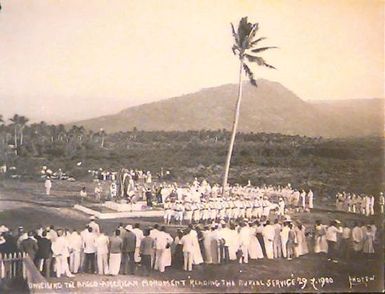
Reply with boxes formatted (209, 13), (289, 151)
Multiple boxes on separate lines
(0, 179), (383, 293)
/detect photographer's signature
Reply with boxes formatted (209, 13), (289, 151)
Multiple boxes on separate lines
(348, 275), (375, 289)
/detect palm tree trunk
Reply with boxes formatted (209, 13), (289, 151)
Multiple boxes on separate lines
(20, 128), (24, 145)
(222, 59), (244, 194)
(14, 126), (18, 148)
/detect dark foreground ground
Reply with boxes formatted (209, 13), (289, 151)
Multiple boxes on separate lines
(0, 179), (383, 293)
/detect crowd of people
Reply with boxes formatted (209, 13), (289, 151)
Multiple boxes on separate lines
(0, 211), (378, 279)
(39, 166), (385, 219)
(47, 165), (384, 219)
(335, 192), (384, 215)
(24, 168), (380, 280)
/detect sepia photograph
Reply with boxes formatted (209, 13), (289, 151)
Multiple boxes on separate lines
(0, 0), (384, 293)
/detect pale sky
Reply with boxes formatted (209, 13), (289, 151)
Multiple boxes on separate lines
(0, 0), (384, 123)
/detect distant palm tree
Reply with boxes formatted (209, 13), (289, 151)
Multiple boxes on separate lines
(99, 128), (106, 148)
(67, 125), (86, 143)
(0, 115), (5, 145)
(87, 130), (95, 143)
(9, 114), (20, 148)
(222, 17), (276, 192)
(57, 124), (67, 142)
(18, 115), (29, 145)
(47, 124), (57, 143)
(78, 126), (86, 142)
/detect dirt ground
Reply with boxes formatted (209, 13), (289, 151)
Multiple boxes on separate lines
(0, 179), (383, 293)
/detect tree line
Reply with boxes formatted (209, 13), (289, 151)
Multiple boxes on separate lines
(0, 114), (107, 158)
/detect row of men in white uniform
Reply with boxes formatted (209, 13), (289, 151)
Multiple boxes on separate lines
(335, 192), (383, 215)
(163, 183), (316, 224)
(158, 181), (313, 208)
(164, 196), (284, 224)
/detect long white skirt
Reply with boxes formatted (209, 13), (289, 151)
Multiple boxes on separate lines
(314, 236), (328, 253)
(248, 236), (264, 259)
(164, 248), (172, 267)
(192, 238), (204, 264)
(109, 253), (121, 275)
(264, 239), (274, 259)
(228, 241), (238, 260)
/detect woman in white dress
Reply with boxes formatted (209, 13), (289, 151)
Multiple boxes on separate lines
(228, 224), (240, 261)
(248, 222), (264, 259)
(163, 231), (173, 268)
(202, 227), (213, 263)
(314, 220), (328, 253)
(190, 226), (203, 265)
(294, 223), (308, 257)
(362, 225), (375, 255)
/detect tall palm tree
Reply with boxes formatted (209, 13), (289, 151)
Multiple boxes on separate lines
(222, 17), (276, 192)
(9, 114), (20, 148)
(18, 115), (29, 145)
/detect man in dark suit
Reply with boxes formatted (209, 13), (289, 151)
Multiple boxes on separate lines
(140, 229), (154, 276)
(20, 231), (38, 261)
(36, 231), (52, 278)
(121, 225), (136, 275)
(145, 188), (153, 207)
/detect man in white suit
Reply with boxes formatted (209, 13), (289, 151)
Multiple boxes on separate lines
(180, 228), (195, 272)
(262, 220), (275, 259)
(68, 229), (82, 274)
(52, 229), (74, 278)
(95, 231), (109, 275)
(239, 222), (250, 264)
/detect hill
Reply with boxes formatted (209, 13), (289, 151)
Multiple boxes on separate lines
(74, 79), (384, 137)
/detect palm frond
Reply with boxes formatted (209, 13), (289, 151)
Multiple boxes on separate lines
(263, 62), (276, 69)
(247, 23), (259, 47)
(245, 54), (276, 69)
(244, 54), (261, 63)
(230, 23), (240, 46)
(9, 114), (19, 122)
(250, 37), (266, 46)
(243, 63), (257, 87)
(232, 45), (240, 55)
(251, 46), (278, 53)
(237, 17), (253, 48)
